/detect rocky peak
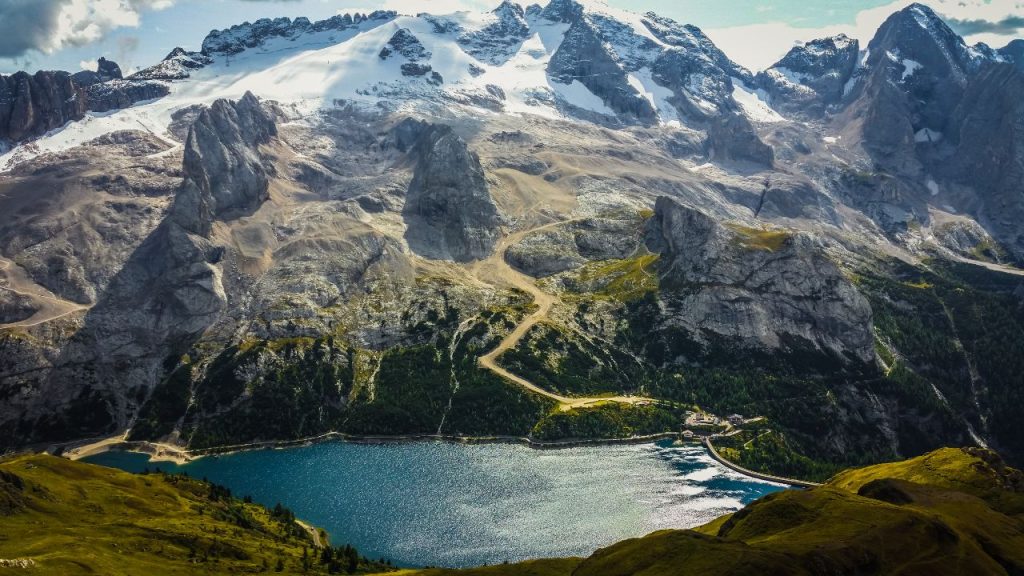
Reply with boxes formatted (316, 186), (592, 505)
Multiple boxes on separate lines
(494, 1), (526, 20)
(866, 3), (975, 86)
(843, 3), (981, 171)
(131, 48), (213, 81)
(757, 34), (860, 116)
(650, 47), (734, 120)
(172, 92), (277, 236)
(487, 0), (531, 37)
(645, 197), (874, 362)
(548, 16), (656, 122)
(401, 121), (502, 262)
(641, 13), (752, 83)
(775, 34), (859, 78)
(999, 39), (1024, 70)
(540, 0), (583, 23)
(638, 14), (757, 124)
(458, 1), (531, 64)
(380, 29), (431, 62)
(97, 58), (123, 80)
(71, 57), (123, 87)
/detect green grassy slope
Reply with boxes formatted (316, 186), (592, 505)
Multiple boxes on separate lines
(384, 447), (1024, 576)
(0, 454), (386, 575)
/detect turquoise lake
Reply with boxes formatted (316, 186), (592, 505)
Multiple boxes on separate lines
(84, 440), (785, 567)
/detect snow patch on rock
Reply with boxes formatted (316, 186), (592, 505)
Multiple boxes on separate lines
(731, 81), (784, 123)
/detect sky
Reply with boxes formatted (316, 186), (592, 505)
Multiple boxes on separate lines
(0, 0), (1022, 74)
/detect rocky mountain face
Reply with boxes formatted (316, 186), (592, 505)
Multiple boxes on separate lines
(0, 92), (279, 441)
(942, 63), (1024, 257)
(0, 59), (167, 145)
(1001, 39), (1024, 68)
(846, 4), (981, 173)
(645, 197), (873, 362)
(402, 120), (502, 262)
(458, 1), (532, 65)
(1, 0), (1023, 474)
(132, 48), (213, 81)
(758, 34), (859, 117)
(0, 71), (85, 143)
(173, 91), (277, 236)
(548, 17), (657, 122)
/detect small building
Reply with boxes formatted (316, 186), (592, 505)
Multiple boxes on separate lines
(728, 414), (745, 426)
(681, 430), (695, 440)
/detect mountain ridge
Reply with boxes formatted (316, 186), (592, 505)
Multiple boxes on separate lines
(1, 0), (1023, 484)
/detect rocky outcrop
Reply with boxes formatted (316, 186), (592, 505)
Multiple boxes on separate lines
(201, 11), (397, 56)
(71, 57), (123, 87)
(401, 120), (501, 262)
(458, 1), (532, 65)
(931, 218), (1003, 261)
(131, 48), (213, 81)
(548, 17), (656, 122)
(0, 71), (86, 143)
(755, 175), (838, 223)
(0, 59), (168, 145)
(379, 29), (431, 62)
(506, 215), (644, 277)
(705, 111), (774, 165)
(645, 196), (873, 362)
(758, 34), (860, 117)
(171, 91), (277, 236)
(540, 0), (584, 23)
(84, 80), (170, 113)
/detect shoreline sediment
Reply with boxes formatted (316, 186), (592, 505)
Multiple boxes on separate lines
(58, 431), (815, 488)
(60, 431), (685, 466)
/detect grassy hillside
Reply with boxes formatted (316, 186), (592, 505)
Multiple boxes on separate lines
(0, 454), (389, 575)
(382, 447), (1024, 576)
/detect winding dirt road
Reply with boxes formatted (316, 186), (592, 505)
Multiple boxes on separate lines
(472, 221), (658, 412)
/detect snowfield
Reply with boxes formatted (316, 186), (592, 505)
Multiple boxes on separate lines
(0, 1), (777, 172)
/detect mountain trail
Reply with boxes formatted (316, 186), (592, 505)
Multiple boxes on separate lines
(472, 220), (659, 412)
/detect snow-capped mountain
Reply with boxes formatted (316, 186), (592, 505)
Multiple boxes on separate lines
(0, 0), (776, 170)
(757, 34), (860, 117)
(3, 0), (1024, 486)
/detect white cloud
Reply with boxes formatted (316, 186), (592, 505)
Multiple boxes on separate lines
(0, 0), (175, 58)
(705, 0), (1024, 72)
(376, 0), (495, 14)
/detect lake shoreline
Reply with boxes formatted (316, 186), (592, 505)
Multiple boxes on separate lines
(77, 435), (788, 567)
(61, 431), (687, 465)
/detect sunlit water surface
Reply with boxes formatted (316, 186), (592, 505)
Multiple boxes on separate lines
(85, 440), (784, 567)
